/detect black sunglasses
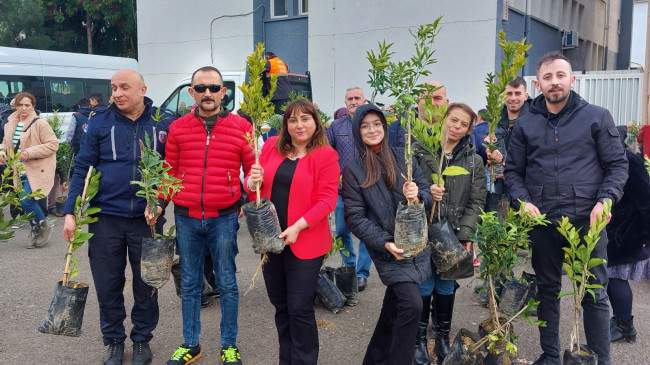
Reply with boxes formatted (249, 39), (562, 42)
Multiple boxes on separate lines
(192, 84), (223, 93)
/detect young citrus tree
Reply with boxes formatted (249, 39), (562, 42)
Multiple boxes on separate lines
(238, 42), (277, 207)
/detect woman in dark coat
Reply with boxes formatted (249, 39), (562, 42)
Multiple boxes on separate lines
(412, 103), (486, 364)
(342, 104), (433, 365)
(606, 126), (650, 343)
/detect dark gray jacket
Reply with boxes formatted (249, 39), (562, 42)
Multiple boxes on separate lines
(504, 91), (628, 221)
(341, 104), (433, 286)
(413, 136), (486, 242)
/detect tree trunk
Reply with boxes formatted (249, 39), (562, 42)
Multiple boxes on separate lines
(86, 11), (93, 54)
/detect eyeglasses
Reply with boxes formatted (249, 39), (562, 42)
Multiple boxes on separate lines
(192, 84), (223, 93)
(360, 121), (383, 132)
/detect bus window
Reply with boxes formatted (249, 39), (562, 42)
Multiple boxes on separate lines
(86, 79), (111, 104)
(0, 75), (46, 111)
(45, 77), (85, 112)
(222, 80), (236, 112)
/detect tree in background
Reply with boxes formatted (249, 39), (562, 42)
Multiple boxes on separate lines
(0, 0), (137, 58)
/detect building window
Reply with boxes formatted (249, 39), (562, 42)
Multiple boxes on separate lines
(271, 0), (288, 18)
(299, 0), (308, 14)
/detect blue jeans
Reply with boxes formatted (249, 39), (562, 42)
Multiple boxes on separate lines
(335, 195), (372, 278)
(176, 213), (240, 347)
(416, 264), (455, 296)
(20, 178), (45, 227)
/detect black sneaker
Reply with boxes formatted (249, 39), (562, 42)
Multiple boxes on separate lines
(220, 344), (242, 365)
(132, 341), (152, 365)
(532, 353), (561, 365)
(201, 293), (217, 308)
(167, 344), (201, 365)
(104, 341), (125, 365)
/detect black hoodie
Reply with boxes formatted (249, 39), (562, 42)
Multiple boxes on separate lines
(341, 104), (433, 286)
(504, 92), (628, 221)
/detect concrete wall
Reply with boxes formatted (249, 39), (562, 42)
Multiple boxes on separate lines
(308, 0), (498, 115)
(137, 1), (254, 103)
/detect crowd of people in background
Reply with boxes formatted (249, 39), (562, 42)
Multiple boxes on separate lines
(2, 49), (648, 365)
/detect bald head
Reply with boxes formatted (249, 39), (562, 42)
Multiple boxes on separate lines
(418, 80), (449, 121)
(111, 69), (147, 119)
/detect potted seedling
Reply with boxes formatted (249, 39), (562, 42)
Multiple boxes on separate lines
(39, 166), (100, 336)
(131, 126), (183, 289)
(54, 142), (74, 216)
(482, 31), (530, 219)
(315, 236), (348, 313)
(240, 43), (285, 293)
(557, 201), (610, 365)
(366, 18), (443, 258)
(451, 203), (547, 364)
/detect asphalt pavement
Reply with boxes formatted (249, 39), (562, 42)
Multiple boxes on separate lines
(0, 214), (647, 364)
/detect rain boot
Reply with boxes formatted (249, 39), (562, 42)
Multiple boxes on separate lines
(611, 316), (636, 343)
(433, 292), (455, 365)
(427, 293), (437, 339)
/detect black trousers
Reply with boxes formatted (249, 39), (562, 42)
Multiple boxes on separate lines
(530, 220), (611, 365)
(363, 282), (422, 365)
(263, 248), (323, 365)
(88, 214), (160, 345)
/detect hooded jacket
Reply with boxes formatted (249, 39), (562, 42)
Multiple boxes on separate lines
(67, 107), (93, 155)
(494, 97), (531, 159)
(504, 91), (628, 221)
(63, 97), (173, 217)
(413, 135), (486, 242)
(341, 104), (433, 286)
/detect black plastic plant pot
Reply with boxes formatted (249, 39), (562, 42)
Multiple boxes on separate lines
(483, 339), (514, 365)
(394, 201), (427, 258)
(485, 192), (510, 221)
(315, 269), (345, 314)
(499, 277), (529, 315)
(520, 271), (538, 313)
(242, 198), (285, 254)
(563, 345), (598, 365)
(141, 237), (175, 289)
(441, 328), (484, 365)
(428, 218), (470, 273)
(334, 265), (359, 307)
(170, 263), (182, 298)
(479, 274), (506, 307)
(38, 281), (89, 337)
(478, 317), (512, 342)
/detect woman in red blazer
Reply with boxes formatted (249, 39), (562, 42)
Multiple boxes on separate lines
(245, 99), (339, 364)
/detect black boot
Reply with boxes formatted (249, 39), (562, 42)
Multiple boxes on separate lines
(414, 319), (431, 365)
(433, 292), (455, 365)
(427, 293), (437, 339)
(611, 316), (636, 343)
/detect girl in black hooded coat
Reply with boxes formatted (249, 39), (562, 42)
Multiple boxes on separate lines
(342, 104), (433, 365)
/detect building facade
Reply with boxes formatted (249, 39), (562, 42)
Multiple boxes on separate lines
(137, 0), (632, 115)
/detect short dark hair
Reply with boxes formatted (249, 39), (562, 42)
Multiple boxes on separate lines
(191, 66), (224, 85)
(264, 52), (276, 59)
(89, 93), (103, 104)
(78, 98), (90, 107)
(508, 76), (527, 89)
(536, 51), (571, 76)
(275, 99), (330, 156)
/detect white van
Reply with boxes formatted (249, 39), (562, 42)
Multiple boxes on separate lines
(0, 46), (138, 140)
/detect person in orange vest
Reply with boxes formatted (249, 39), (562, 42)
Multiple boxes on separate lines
(263, 52), (292, 118)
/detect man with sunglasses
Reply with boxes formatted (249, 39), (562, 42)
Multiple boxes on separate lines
(156, 66), (254, 365)
(63, 69), (174, 365)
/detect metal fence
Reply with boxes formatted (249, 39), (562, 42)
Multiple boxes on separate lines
(524, 71), (643, 126)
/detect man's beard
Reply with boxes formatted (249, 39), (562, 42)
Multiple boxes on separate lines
(544, 88), (569, 104)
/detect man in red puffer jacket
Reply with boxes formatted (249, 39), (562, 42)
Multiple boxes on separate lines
(158, 66), (254, 365)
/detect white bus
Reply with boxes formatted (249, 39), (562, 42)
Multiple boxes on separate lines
(0, 46), (138, 138)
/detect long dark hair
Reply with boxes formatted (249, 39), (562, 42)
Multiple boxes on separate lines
(359, 109), (396, 190)
(275, 98), (330, 156)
